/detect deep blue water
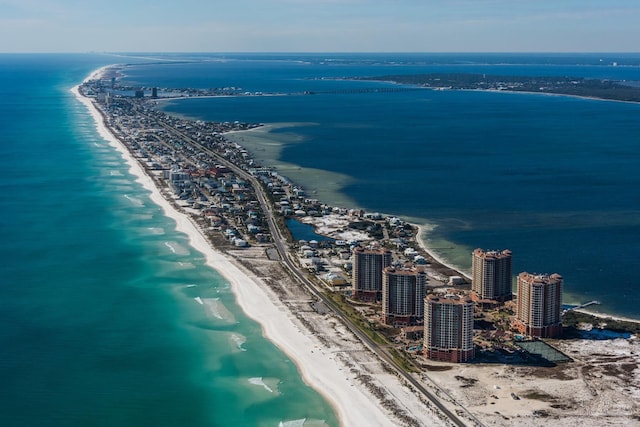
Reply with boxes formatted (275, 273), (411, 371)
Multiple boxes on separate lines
(144, 53), (640, 320)
(0, 54), (337, 426)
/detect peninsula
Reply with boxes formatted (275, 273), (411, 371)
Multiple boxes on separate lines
(76, 66), (640, 427)
(356, 73), (640, 103)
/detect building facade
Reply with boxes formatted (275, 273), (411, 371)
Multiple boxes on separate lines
(352, 247), (392, 301)
(382, 267), (427, 326)
(471, 248), (513, 301)
(424, 294), (475, 363)
(515, 272), (563, 338)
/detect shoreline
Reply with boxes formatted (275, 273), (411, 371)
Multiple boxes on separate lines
(359, 77), (640, 106)
(73, 68), (405, 427)
(223, 122), (640, 324)
(414, 224), (472, 281)
(573, 307), (640, 325)
(470, 87), (640, 106)
(221, 124), (472, 280)
(75, 61), (640, 426)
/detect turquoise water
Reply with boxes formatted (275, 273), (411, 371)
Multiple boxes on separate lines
(147, 53), (640, 320)
(0, 54), (337, 426)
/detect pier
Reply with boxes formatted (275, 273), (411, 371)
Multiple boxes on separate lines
(563, 300), (601, 314)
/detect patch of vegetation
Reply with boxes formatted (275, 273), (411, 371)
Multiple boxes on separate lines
(532, 410), (550, 418)
(276, 216), (294, 242)
(348, 221), (369, 230)
(474, 319), (496, 330)
(422, 364), (452, 372)
(521, 390), (556, 402)
(325, 292), (388, 345)
(348, 220), (384, 239)
(563, 311), (640, 334)
(454, 375), (478, 388)
(390, 348), (419, 373)
(527, 365), (575, 380)
(550, 403), (574, 410)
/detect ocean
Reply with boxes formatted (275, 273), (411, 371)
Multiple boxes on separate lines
(0, 54), (337, 426)
(136, 53), (640, 320)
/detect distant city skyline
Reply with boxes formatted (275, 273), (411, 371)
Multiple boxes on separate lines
(1, 0), (638, 53)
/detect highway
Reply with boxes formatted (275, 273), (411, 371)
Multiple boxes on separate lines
(133, 104), (479, 427)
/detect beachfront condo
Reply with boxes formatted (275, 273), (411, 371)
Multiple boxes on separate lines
(352, 246), (392, 301)
(514, 272), (563, 338)
(471, 248), (513, 301)
(424, 294), (475, 363)
(382, 267), (427, 327)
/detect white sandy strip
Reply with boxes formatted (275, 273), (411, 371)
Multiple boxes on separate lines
(84, 65), (113, 82)
(573, 307), (640, 324)
(414, 224), (471, 280)
(72, 77), (396, 426)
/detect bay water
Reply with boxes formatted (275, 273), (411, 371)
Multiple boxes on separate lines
(145, 53), (640, 320)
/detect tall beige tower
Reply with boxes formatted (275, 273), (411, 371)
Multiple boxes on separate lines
(472, 248), (513, 301)
(515, 272), (563, 338)
(424, 294), (475, 363)
(352, 247), (392, 301)
(382, 267), (427, 326)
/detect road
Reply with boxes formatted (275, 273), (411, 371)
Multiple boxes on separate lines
(134, 104), (479, 427)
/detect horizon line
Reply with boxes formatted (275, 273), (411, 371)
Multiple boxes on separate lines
(2, 51), (640, 55)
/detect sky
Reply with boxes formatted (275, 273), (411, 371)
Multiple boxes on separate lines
(1, 0), (639, 53)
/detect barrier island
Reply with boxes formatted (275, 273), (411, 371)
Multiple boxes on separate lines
(77, 65), (640, 427)
(356, 73), (640, 103)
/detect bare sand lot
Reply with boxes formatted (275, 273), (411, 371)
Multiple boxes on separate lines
(422, 337), (640, 426)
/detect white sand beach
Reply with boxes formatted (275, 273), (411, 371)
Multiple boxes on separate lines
(72, 70), (442, 426)
(414, 224), (472, 280)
